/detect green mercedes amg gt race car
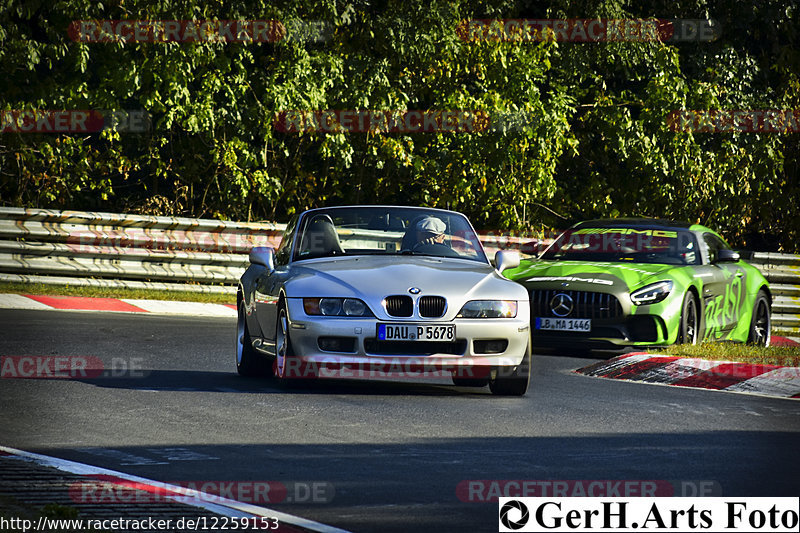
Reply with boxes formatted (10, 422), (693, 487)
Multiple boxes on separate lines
(503, 219), (772, 349)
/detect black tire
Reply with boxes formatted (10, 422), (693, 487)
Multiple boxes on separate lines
(677, 292), (699, 345)
(236, 301), (266, 376)
(488, 339), (531, 396)
(747, 290), (771, 346)
(274, 306), (306, 380)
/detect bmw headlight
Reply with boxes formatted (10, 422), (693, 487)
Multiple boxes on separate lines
(303, 298), (372, 317)
(342, 298), (367, 316)
(457, 300), (517, 318)
(630, 281), (674, 305)
(319, 298), (342, 316)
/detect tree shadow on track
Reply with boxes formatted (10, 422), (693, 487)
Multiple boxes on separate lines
(20, 432), (800, 533)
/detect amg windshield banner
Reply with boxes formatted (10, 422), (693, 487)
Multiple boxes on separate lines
(498, 497), (799, 532)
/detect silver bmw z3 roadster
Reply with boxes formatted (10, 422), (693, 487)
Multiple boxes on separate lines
(236, 205), (532, 395)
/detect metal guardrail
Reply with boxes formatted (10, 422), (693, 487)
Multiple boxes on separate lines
(748, 253), (800, 335)
(0, 207), (798, 334)
(0, 207), (538, 293)
(0, 207), (285, 294)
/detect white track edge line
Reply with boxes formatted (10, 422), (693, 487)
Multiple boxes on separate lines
(1, 306), (235, 318)
(0, 445), (351, 533)
(1, 294), (236, 317)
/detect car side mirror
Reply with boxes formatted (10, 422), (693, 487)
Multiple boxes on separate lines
(495, 250), (520, 273)
(714, 249), (740, 263)
(249, 246), (275, 270)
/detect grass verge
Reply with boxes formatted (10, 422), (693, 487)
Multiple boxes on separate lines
(0, 282), (235, 305)
(651, 342), (800, 367)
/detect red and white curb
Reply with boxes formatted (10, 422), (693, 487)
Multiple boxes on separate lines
(576, 352), (800, 399)
(771, 335), (800, 347)
(0, 294), (236, 317)
(0, 445), (350, 533)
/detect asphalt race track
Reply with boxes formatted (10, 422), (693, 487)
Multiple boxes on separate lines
(1, 309), (799, 532)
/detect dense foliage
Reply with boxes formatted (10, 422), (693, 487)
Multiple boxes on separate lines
(1, 0), (797, 250)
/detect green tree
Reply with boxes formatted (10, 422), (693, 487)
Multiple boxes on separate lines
(0, 0), (797, 250)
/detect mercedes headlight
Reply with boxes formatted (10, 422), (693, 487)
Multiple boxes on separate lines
(457, 300), (517, 318)
(630, 281), (674, 305)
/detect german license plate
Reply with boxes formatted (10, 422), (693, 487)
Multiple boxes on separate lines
(535, 317), (591, 332)
(377, 323), (455, 342)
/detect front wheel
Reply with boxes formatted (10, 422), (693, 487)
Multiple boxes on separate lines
(488, 339), (531, 396)
(236, 301), (266, 376)
(747, 290), (771, 346)
(677, 292), (699, 345)
(274, 307), (308, 380)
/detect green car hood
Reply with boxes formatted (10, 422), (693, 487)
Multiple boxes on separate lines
(504, 259), (679, 292)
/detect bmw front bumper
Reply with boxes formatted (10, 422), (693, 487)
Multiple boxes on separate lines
(282, 298), (531, 372)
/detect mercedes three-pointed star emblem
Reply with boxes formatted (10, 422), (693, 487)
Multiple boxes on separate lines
(550, 293), (574, 317)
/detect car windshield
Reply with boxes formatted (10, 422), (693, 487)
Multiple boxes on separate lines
(291, 206), (487, 263)
(540, 227), (700, 265)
